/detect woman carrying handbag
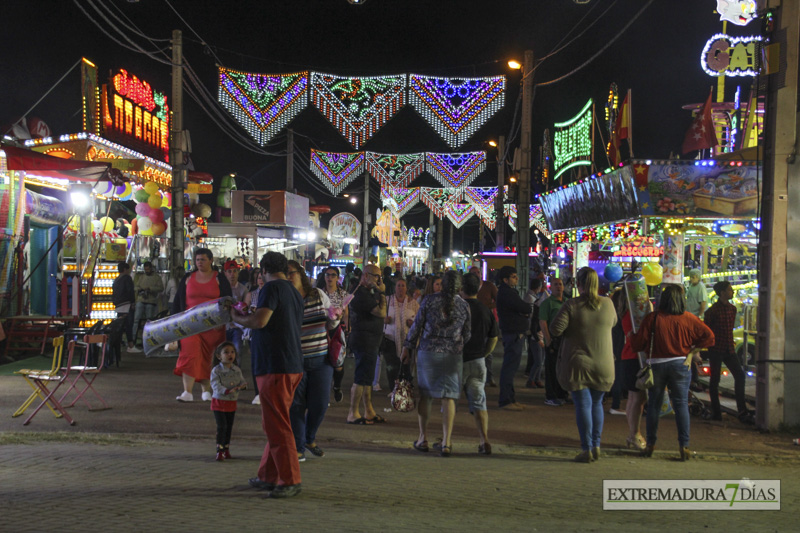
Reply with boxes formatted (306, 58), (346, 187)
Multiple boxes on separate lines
(630, 284), (714, 461)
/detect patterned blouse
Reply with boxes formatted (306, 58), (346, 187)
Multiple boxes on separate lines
(404, 292), (471, 354)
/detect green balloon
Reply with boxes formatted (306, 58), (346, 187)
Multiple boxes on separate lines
(134, 188), (150, 203)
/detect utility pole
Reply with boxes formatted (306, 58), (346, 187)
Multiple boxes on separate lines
(516, 50), (534, 295)
(286, 128), (294, 192)
(758, 0), (800, 430)
(436, 217), (443, 271)
(427, 210), (434, 273)
(362, 171), (370, 266)
(495, 135), (506, 251)
(170, 29), (186, 272)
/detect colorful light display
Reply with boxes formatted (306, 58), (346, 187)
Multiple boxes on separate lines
(409, 74), (505, 148)
(366, 152), (425, 188)
(309, 150), (365, 195)
(310, 73), (406, 149)
(505, 204), (549, 236)
(464, 186), (500, 230)
(420, 187), (461, 218)
(701, 34), (763, 77)
(380, 187), (420, 217)
(218, 67), (308, 146)
(445, 203), (475, 228)
(425, 151), (486, 195)
(553, 99), (593, 181)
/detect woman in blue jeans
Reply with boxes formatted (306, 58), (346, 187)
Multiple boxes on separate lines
(550, 267), (617, 463)
(286, 261), (341, 461)
(631, 284), (714, 461)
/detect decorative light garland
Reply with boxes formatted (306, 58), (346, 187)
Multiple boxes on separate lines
(553, 99), (593, 181)
(425, 151), (486, 195)
(218, 67), (308, 146)
(366, 152), (425, 188)
(380, 187), (420, 217)
(409, 74), (505, 148)
(309, 150), (365, 195)
(445, 203), (475, 228)
(464, 186), (501, 230)
(420, 187), (461, 219)
(310, 72), (406, 149)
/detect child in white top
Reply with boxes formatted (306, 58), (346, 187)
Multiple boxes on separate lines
(210, 342), (247, 461)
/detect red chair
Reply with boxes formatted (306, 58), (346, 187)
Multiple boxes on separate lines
(22, 339), (81, 426)
(58, 334), (111, 412)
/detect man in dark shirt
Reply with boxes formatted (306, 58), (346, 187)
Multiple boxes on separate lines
(703, 281), (752, 423)
(495, 266), (533, 410)
(346, 264), (387, 424)
(539, 276), (569, 406)
(111, 261), (136, 351)
(232, 251), (305, 498)
(461, 273), (499, 454)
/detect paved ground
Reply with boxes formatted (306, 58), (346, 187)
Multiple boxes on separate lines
(1, 344), (798, 531)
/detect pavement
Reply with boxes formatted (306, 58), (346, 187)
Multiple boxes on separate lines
(1, 343), (798, 531)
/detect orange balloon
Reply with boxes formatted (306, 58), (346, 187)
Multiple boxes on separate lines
(130, 217), (138, 235)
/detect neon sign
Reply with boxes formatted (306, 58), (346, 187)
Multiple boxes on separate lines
(612, 236), (663, 257)
(553, 99), (593, 181)
(701, 34), (763, 77)
(102, 68), (170, 162)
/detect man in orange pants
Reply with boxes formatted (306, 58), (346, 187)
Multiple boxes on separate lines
(233, 251), (304, 499)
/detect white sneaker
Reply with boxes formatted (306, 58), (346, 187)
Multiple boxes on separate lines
(128, 346), (142, 353)
(251, 396), (261, 405)
(176, 391), (193, 402)
(609, 408), (626, 415)
(201, 391), (212, 401)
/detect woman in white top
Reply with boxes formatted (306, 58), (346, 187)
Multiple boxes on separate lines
(381, 278), (420, 389)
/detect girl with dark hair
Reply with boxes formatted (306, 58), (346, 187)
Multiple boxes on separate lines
(172, 248), (232, 402)
(286, 260), (341, 460)
(210, 341), (247, 461)
(630, 283), (715, 461)
(402, 270), (470, 457)
(550, 267), (617, 463)
(321, 266), (349, 403)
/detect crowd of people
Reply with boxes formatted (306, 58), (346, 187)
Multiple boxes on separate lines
(116, 249), (749, 498)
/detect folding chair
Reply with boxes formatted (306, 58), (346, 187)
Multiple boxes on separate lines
(58, 334), (111, 412)
(102, 317), (128, 368)
(22, 339), (81, 426)
(12, 337), (65, 419)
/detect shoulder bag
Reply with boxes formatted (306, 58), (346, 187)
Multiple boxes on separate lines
(635, 313), (657, 390)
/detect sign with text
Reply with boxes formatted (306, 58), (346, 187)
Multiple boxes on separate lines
(604, 479), (780, 510)
(231, 191), (309, 229)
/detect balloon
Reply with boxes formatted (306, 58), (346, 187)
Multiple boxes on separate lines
(642, 262), (663, 286)
(162, 192), (172, 208)
(114, 238), (127, 245)
(130, 218), (138, 235)
(68, 216), (80, 231)
(115, 184), (127, 196)
(149, 208), (164, 224)
(134, 188), (150, 203)
(603, 263), (623, 283)
(151, 221), (167, 236)
(140, 227), (154, 236)
(143, 182), (160, 196)
(192, 203), (212, 218)
(94, 181), (113, 195)
(135, 202), (150, 216)
(160, 207), (171, 220)
(137, 216), (153, 232)
(147, 194), (162, 209)
(98, 216), (114, 233)
(121, 183), (132, 198)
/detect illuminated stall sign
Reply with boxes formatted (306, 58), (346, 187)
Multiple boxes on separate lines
(701, 34), (762, 77)
(553, 99), (593, 181)
(613, 237), (663, 257)
(100, 68), (170, 162)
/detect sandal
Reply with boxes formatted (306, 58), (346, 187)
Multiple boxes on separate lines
(413, 440), (429, 452)
(440, 445), (452, 457)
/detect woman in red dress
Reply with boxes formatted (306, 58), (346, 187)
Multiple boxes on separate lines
(172, 248), (232, 402)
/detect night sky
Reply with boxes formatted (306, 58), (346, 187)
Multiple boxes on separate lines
(1, 0), (756, 248)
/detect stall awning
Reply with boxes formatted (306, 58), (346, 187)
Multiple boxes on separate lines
(2, 144), (110, 182)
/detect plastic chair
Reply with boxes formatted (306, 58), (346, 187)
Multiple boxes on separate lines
(22, 338), (81, 426)
(12, 337), (65, 419)
(58, 334), (111, 412)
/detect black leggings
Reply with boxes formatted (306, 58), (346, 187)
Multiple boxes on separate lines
(213, 410), (236, 447)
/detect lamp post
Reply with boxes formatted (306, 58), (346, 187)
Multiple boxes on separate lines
(510, 50), (534, 294)
(69, 183), (93, 321)
(493, 136), (506, 252)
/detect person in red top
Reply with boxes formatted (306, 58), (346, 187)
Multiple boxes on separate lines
(703, 281), (753, 424)
(631, 284), (714, 461)
(613, 289), (652, 451)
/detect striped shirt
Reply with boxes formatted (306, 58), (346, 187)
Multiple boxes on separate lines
(300, 288), (335, 358)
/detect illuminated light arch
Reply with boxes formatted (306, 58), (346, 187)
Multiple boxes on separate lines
(366, 152), (425, 188)
(553, 99), (593, 181)
(309, 150), (365, 195)
(380, 187), (420, 217)
(445, 203), (475, 228)
(425, 151), (486, 195)
(419, 187), (462, 219)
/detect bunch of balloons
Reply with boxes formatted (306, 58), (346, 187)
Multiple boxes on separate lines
(641, 262), (664, 286)
(132, 182), (170, 236)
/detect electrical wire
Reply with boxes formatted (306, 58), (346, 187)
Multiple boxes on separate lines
(535, 0), (618, 68)
(164, 0), (225, 65)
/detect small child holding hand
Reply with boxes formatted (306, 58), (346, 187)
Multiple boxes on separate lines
(210, 342), (247, 461)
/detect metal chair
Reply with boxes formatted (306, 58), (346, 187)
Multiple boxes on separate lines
(12, 337), (65, 419)
(22, 338), (81, 426)
(58, 334), (111, 412)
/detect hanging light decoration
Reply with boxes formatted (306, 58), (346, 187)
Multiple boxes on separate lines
(445, 203), (476, 228)
(217, 67), (308, 145)
(420, 187), (462, 219)
(380, 187), (420, 217)
(425, 151), (486, 196)
(309, 149), (365, 195)
(409, 74), (505, 148)
(310, 72), (406, 149)
(464, 186), (502, 230)
(366, 152), (425, 188)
